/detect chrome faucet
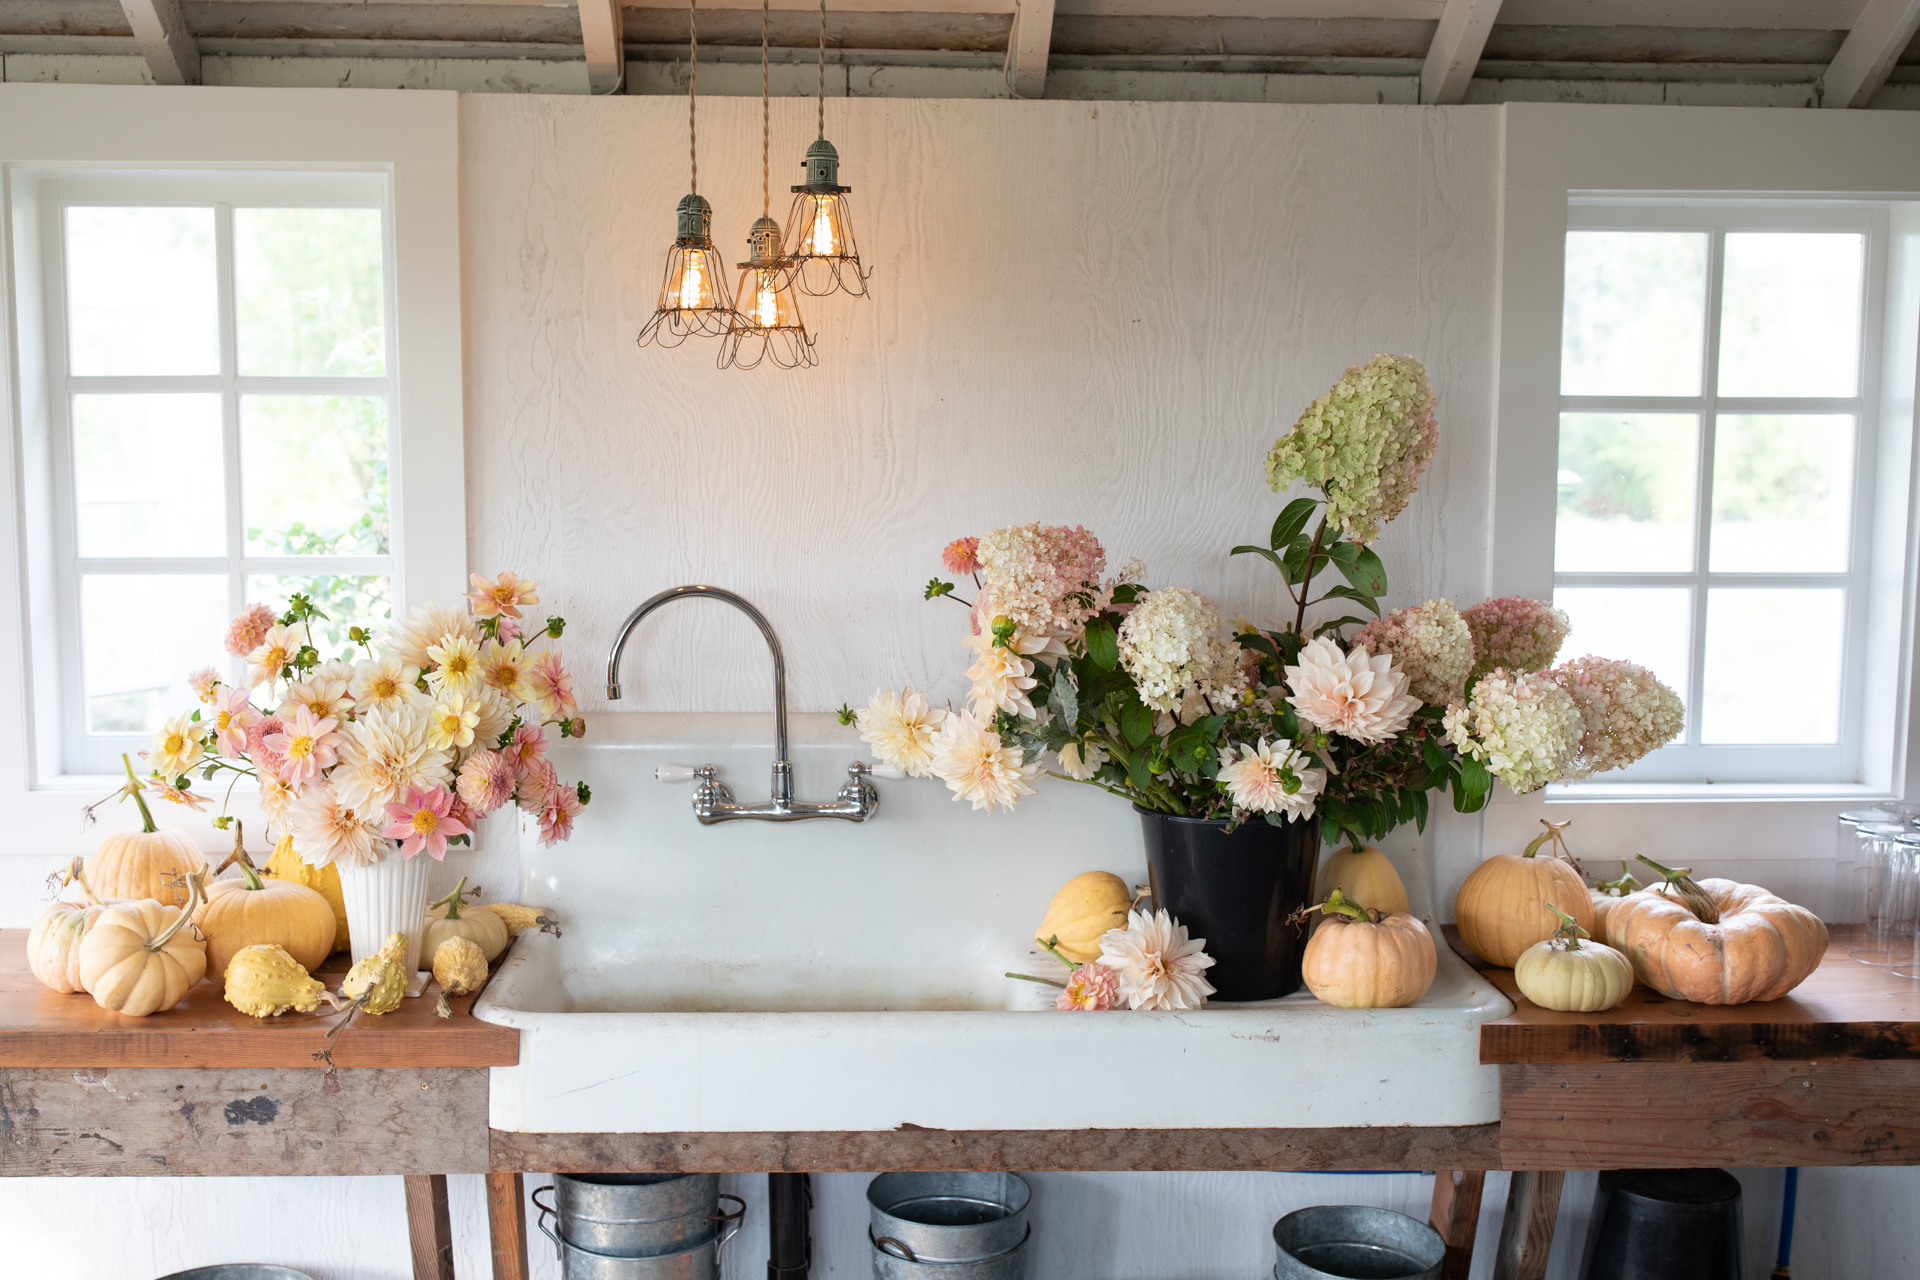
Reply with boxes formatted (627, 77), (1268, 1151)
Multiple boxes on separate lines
(605, 585), (901, 824)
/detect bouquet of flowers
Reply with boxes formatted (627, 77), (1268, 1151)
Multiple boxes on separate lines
(849, 356), (1684, 843)
(135, 570), (590, 865)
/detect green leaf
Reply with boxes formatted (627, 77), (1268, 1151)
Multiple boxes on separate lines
(1120, 700), (1155, 747)
(1313, 615), (1376, 635)
(1111, 583), (1144, 605)
(1127, 744), (1156, 791)
(1319, 815), (1343, 847)
(1231, 545), (1287, 574)
(1422, 736), (1449, 773)
(1317, 584), (1382, 618)
(1281, 535), (1315, 584)
(1085, 621), (1119, 671)
(1270, 498), (1319, 551)
(1326, 543), (1389, 596)
(1048, 672), (1079, 728)
(1236, 631), (1280, 664)
(1452, 754), (1493, 813)
(1411, 788), (1430, 833)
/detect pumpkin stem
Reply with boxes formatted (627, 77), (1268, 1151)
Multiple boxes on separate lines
(1034, 933), (1083, 972)
(120, 753), (157, 834)
(430, 876), (471, 921)
(1547, 902), (1589, 950)
(58, 856), (102, 906)
(1595, 862), (1641, 897)
(1291, 887), (1379, 926)
(1635, 854), (1721, 925)
(216, 821), (267, 891)
(148, 870), (207, 953)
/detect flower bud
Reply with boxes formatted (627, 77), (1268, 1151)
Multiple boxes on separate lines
(569, 717), (586, 739)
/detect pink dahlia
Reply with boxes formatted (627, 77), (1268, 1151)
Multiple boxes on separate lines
(264, 706), (340, 787)
(528, 649), (576, 721)
(1057, 962), (1119, 1012)
(942, 537), (981, 576)
(381, 784), (470, 860)
(455, 748), (516, 816)
(1283, 636), (1419, 745)
(224, 603), (278, 659)
(507, 723), (549, 779)
(465, 570), (539, 620)
(245, 715), (290, 783)
(537, 783), (583, 847)
(209, 685), (261, 758)
(1462, 596), (1570, 680)
(517, 758), (559, 812)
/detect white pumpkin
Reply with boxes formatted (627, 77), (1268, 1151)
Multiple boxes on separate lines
(1513, 904), (1634, 1013)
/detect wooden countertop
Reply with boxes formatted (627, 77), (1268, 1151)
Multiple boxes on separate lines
(0, 929), (518, 1069)
(1444, 925), (1920, 1065)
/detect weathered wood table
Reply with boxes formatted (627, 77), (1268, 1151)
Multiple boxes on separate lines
(5, 925), (1916, 1280)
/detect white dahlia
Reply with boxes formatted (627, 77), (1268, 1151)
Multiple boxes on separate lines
(854, 685), (947, 778)
(1096, 908), (1216, 1011)
(1216, 738), (1325, 821)
(1284, 636), (1419, 745)
(961, 629), (1044, 719)
(287, 777), (384, 870)
(1056, 739), (1108, 781)
(331, 702), (452, 815)
(928, 709), (1041, 813)
(386, 602), (481, 672)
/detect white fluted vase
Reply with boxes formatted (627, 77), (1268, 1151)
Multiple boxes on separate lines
(337, 848), (431, 992)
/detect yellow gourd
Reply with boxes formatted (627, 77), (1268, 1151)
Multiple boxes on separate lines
(1455, 822), (1593, 968)
(27, 859), (109, 994)
(422, 878), (511, 962)
(195, 825), (337, 980)
(342, 932), (409, 1015)
(1314, 845), (1411, 918)
(1298, 890), (1437, 1009)
(432, 937), (489, 996)
(264, 834), (350, 953)
(88, 757), (207, 908)
(225, 944), (332, 1018)
(1514, 906), (1635, 1012)
(1034, 871), (1133, 964)
(483, 902), (559, 939)
(79, 871), (210, 1016)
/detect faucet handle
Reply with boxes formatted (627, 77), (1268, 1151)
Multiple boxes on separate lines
(656, 764), (703, 783)
(851, 761), (907, 781)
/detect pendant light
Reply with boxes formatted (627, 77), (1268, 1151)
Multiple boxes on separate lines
(781, 0), (870, 299)
(721, 0), (817, 370)
(637, 0), (737, 346)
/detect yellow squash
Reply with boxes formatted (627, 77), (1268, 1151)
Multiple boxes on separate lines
(484, 902), (559, 939)
(1314, 844), (1411, 918)
(225, 944), (332, 1018)
(342, 932), (410, 1015)
(79, 871), (210, 1016)
(264, 834), (350, 953)
(432, 937), (489, 997)
(1034, 871), (1133, 964)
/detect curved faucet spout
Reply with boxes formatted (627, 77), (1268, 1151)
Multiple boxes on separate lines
(606, 585), (791, 802)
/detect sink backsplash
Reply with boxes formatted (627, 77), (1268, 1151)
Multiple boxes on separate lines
(515, 712), (1437, 1013)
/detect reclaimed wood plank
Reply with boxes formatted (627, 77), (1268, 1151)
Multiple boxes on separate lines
(1490, 1169), (1562, 1280)
(488, 1171), (531, 1280)
(0, 1066), (489, 1175)
(1499, 1060), (1920, 1170)
(0, 930), (518, 1069)
(489, 1124), (1504, 1173)
(406, 1173), (456, 1280)
(1429, 1168), (1486, 1280)
(1444, 927), (1920, 1065)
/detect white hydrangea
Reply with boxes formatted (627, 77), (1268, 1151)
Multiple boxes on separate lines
(1352, 598), (1475, 707)
(1441, 668), (1583, 795)
(1117, 587), (1237, 713)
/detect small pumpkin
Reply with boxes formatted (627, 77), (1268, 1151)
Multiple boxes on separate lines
(1034, 871), (1133, 964)
(483, 902), (560, 940)
(78, 870), (210, 1016)
(1298, 889), (1437, 1010)
(422, 878), (511, 963)
(27, 859), (109, 994)
(1587, 863), (1641, 946)
(1514, 904), (1635, 1012)
(342, 932), (410, 1015)
(1455, 821), (1593, 968)
(432, 937), (489, 997)
(225, 943), (335, 1018)
(87, 756), (207, 907)
(1314, 844), (1411, 919)
(1607, 856), (1829, 1005)
(196, 824), (337, 979)
(264, 834), (350, 953)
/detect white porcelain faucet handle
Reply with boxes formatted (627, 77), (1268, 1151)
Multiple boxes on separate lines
(868, 764), (907, 781)
(655, 764), (699, 783)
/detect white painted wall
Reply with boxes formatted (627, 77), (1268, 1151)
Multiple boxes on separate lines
(5, 90), (1920, 1280)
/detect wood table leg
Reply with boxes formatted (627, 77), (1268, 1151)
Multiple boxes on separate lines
(487, 1171), (530, 1280)
(1491, 1169), (1565, 1280)
(405, 1174), (455, 1280)
(1429, 1169), (1487, 1280)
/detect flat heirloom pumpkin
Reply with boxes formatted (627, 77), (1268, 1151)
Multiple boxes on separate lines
(79, 871), (209, 1016)
(1298, 890), (1436, 1009)
(1608, 856), (1829, 1005)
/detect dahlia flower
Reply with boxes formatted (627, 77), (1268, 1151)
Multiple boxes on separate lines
(1264, 355), (1439, 544)
(382, 784), (470, 861)
(928, 709), (1041, 813)
(1057, 962), (1119, 1011)
(148, 779), (208, 811)
(149, 714), (204, 778)
(1462, 596), (1570, 680)
(477, 638), (536, 703)
(245, 715), (289, 782)
(528, 649), (576, 721)
(537, 783), (583, 847)
(507, 723), (549, 779)
(942, 537), (981, 576)
(387, 602), (480, 671)
(962, 628), (1045, 719)
(1117, 587), (1236, 713)
(465, 570), (539, 621)
(1284, 637), (1419, 745)
(517, 759), (559, 812)
(427, 693), (481, 753)
(1216, 737), (1325, 821)
(975, 523), (1107, 639)
(1442, 668), (1583, 795)
(1056, 739), (1108, 781)
(855, 685), (947, 778)
(245, 623), (306, 691)
(426, 634), (484, 698)
(1096, 909), (1216, 1011)
(266, 706), (340, 787)
(349, 653), (424, 714)
(470, 686), (516, 750)
(208, 686), (260, 758)
(225, 603), (278, 659)
(456, 748), (517, 816)
(188, 666), (221, 704)
(257, 772), (297, 837)
(288, 778), (382, 869)
(332, 702), (451, 815)
(1352, 599), (1474, 707)
(1550, 655), (1686, 780)
(280, 671), (350, 723)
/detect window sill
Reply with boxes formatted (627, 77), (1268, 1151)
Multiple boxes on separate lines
(1540, 781), (1894, 804)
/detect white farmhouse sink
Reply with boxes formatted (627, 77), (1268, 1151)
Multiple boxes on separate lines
(474, 713), (1511, 1134)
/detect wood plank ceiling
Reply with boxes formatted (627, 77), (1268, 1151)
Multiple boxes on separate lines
(0, 0), (1915, 102)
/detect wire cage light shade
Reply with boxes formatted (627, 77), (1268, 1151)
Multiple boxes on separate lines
(722, 216), (816, 370)
(638, 194), (739, 347)
(783, 139), (870, 299)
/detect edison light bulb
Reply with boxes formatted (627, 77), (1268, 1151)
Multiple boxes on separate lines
(677, 253), (707, 310)
(754, 276), (779, 328)
(810, 201), (836, 256)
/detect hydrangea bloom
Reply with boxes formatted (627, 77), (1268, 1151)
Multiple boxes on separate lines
(1117, 587), (1237, 712)
(976, 523), (1107, 639)
(1216, 738), (1325, 821)
(1264, 355), (1439, 544)
(1441, 668), (1583, 795)
(1352, 598), (1474, 707)
(1462, 596), (1570, 680)
(1550, 656), (1686, 780)
(1283, 637), (1420, 745)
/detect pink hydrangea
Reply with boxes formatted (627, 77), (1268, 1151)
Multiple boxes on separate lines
(1057, 962), (1119, 1011)
(1550, 655), (1686, 780)
(1462, 596), (1570, 680)
(1352, 598), (1474, 707)
(942, 537), (981, 576)
(224, 603), (278, 659)
(975, 524), (1108, 640)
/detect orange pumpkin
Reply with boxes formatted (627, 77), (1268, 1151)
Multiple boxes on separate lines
(194, 826), (337, 979)
(1455, 829), (1593, 968)
(88, 756), (207, 907)
(1299, 890), (1437, 1009)
(1607, 856), (1829, 1005)
(1587, 862), (1641, 947)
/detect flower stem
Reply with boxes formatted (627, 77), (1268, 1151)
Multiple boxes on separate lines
(1005, 971), (1068, 989)
(1291, 516), (1328, 636)
(1035, 934), (1083, 970)
(120, 753), (157, 833)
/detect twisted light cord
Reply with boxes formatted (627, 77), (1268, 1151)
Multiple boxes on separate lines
(689, 0), (699, 193)
(762, 0), (770, 216)
(817, 0), (826, 141)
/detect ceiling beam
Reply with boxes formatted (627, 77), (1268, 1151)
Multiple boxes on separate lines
(1820, 0), (1920, 107)
(1004, 0), (1056, 96)
(579, 0), (624, 92)
(118, 0), (199, 84)
(1419, 0), (1501, 103)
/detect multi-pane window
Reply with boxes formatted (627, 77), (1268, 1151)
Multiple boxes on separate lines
(42, 175), (395, 773)
(1554, 202), (1884, 785)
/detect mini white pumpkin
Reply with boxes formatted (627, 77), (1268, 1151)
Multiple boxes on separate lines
(1513, 903), (1634, 1013)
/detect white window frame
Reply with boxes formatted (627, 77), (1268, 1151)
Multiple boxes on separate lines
(1555, 199), (1889, 787)
(0, 84), (465, 855)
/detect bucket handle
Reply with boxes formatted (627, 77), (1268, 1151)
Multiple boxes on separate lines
(531, 1185), (563, 1262)
(874, 1236), (919, 1262)
(713, 1193), (746, 1267)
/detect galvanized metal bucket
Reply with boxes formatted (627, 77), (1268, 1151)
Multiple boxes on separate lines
(537, 1174), (724, 1258)
(866, 1172), (1032, 1264)
(870, 1225), (1031, 1280)
(157, 1270), (316, 1280)
(1272, 1205), (1445, 1280)
(534, 1184), (743, 1280)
